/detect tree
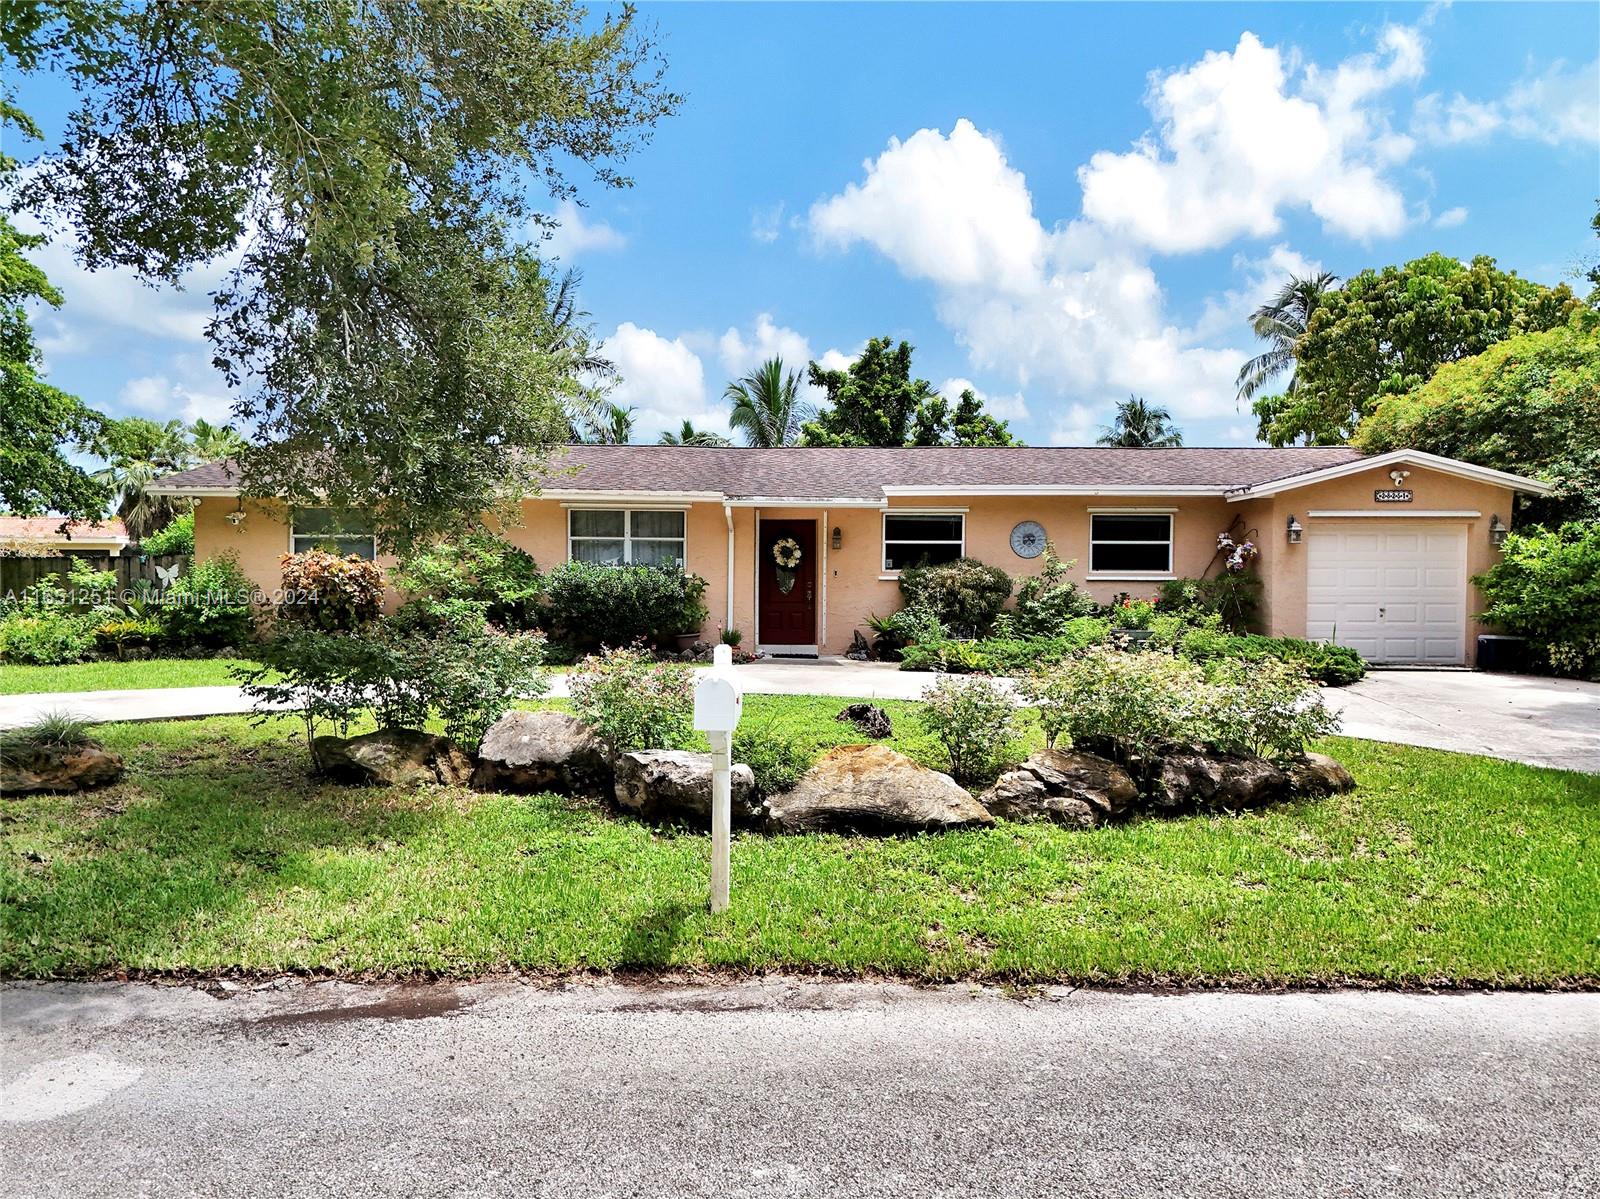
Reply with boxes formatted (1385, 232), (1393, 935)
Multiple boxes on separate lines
(1235, 271), (1339, 402)
(0, 216), (110, 521)
(658, 420), (730, 447)
(584, 402), (636, 445)
(1096, 396), (1183, 447)
(800, 337), (1017, 447)
(188, 418), (248, 463)
(90, 417), (196, 540)
(1257, 253), (1579, 446)
(7, 3), (678, 551)
(1354, 319), (1600, 525)
(725, 358), (811, 448)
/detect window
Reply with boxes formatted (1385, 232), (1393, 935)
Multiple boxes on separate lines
(568, 509), (686, 566)
(291, 508), (376, 560)
(882, 513), (965, 572)
(1089, 513), (1172, 574)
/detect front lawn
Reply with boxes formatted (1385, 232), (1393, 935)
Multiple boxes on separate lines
(3, 696), (1596, 985)
(0, 658), (260, 695)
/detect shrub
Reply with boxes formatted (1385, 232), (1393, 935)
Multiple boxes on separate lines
(1474, 521), (1600, 678)
(898, 557), (1012, 637)
(0, 711), (94, 765)
(542, 562), (710, 651)
(278, 550), (384, 631)
(94, 616), (163, 658)
(1176, 628), (1366, 686)
(425, 622), (548, 745)
(1106, 595), (1158, 629)
(1156, 574), (1262, 632)
(141, 511), (195, 556)
(392, 532), (542, 629)
(0, 610), (99, 664)
(1012, 544), (1097, 636)
(720, 627), (743, 647)
(916, 675), (1022, 784)
(568, 643), (695, 752)
(235, 626), (373, 763)
(733, 718), (814, 796)
(1192, 658), (1341, 760)
(158, 553), (257, 649)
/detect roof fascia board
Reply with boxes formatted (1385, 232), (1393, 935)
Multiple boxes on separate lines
(1227, 450), (1552, 500)
(144, 485), (242, 498)
(882, 485), (1228, 497)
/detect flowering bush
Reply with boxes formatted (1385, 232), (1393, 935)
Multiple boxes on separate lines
(1108, 596), (1158, 629)
(916, 675), (1022, 784)
(568, 643), (695, 752)
(1192, 658), (1340, 759)
(278, 550), (384, 631)
(1216, 530), (1259, 573)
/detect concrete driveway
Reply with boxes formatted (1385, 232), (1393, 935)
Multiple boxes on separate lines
(3, 979), (1596, 1198)
(4, 660), (1595, 773)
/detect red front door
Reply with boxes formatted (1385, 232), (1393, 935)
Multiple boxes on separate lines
(759, 520), (817, 649)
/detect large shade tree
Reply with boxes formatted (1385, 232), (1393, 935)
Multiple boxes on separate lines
(7, 1), (678, 551)
(1255, 253), (1578, 447)
(1096, 396), (1183, 447)
(800, 338), (1018, 447)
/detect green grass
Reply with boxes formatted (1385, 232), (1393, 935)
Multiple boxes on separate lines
(3, 695), (1596, 985)
(0, 658), (263, 694)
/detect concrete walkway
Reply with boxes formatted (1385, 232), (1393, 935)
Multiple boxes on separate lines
(4, 659), (1596, 772)
(3, 979), (1597, 1197)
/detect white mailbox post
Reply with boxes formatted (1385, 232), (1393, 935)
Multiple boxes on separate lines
(693, 644), (744, 913)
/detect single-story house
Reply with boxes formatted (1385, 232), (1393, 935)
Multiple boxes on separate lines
(148, 445), (1552, 666)
(0, 515), (130, 555)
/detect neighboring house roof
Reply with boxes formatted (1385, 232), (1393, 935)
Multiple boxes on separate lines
(0, 516), (129, 548)
(146, 445), (1552, 504)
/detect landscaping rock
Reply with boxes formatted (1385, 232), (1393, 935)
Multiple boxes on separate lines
(0, 743), (125, 795)
(1147, 747), (1288, 812)
(613, 750), (760, 826)
(979, 748), (1136, 827)
(835, 702), (893, 739)
(766, 745), (994, 834)
(1285, 751), (1356, 796)
(472, 710), (612, 796)
(313, 729), (474, 788)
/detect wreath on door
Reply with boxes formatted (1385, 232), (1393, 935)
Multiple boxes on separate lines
(772, 536), (802, 594)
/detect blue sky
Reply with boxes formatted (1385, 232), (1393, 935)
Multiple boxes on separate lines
(15, 1), (1599, 448)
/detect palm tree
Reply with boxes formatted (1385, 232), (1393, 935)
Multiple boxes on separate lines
(91, 418), (195, 539)
(1235, 270), (1339, 402)
(658, 420), (731, 447)
(1096, 396), (1183, 448)
(584, 401), (636, 445)
(725, 357), (812, 448)
(188, 418), (248, 462)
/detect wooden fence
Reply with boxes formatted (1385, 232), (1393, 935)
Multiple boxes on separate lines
(0, 554), (190, 601)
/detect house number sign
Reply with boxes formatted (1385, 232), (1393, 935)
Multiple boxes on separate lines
(1374, 488), (1413, 502)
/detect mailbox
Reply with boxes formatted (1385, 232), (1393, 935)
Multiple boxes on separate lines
(693, 645), (744, 732)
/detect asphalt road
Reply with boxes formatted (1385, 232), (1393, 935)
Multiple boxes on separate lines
(3, 979), (1596, 1197)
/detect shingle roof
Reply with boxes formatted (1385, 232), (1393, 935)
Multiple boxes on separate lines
(150, 445), (1370, 502)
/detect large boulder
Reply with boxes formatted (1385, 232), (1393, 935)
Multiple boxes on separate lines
(472, 710), (612, 796)
(1, 742), (125, 796)
(766, 745), (994, 835)
(1284, 751), (1356, 797)
(979, 748), (1136, 828)
(612, 750), (760, 826)
(1147, 747), (1288, 812)
(835, 702), (893, 739)
(313, 729), (473, 788)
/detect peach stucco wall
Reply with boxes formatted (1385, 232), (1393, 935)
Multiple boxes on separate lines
(194, 462), (1517, 660)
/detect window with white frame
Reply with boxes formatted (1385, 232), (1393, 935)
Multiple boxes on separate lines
(291, 508), (377, 560)
(1089, 513), (1173, 574)
(882, 512), (965, 572)
(568, 509), (686, 566)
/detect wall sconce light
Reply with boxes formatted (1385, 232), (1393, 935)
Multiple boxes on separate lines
(225, 505), (247, 527)
(1489, 514), (1508, 547)
(831, 526), (842, 551)
(1286, 515), (1304, 544)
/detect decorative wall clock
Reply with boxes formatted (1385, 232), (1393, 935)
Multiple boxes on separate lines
(1010, 520), (1046, 559)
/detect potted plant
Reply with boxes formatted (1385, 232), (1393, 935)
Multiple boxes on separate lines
(1110, 595), (1157, 646)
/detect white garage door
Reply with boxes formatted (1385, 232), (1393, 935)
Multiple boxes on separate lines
(1305, 522), (1467, 665)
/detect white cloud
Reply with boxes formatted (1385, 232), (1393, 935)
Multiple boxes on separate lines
(1047, 403), (1101, 447)
(1077, 28), (1421, 252)
(1414, 58), (1600, 146)
(750, 202), (786, 244)
(717, 313), (816, 379)
(600, 322), (722, 442)
(117, 366), (232, 425)
(1434, 205), (1469, 229)
(541, 199), (626, 261)
(815, 348), (857, 374)
(939, 377), (1029, 423)
(809, 119), (1047, 293)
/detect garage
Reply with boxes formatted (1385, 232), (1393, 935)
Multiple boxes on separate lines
(1305, 520), (1468, 665)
